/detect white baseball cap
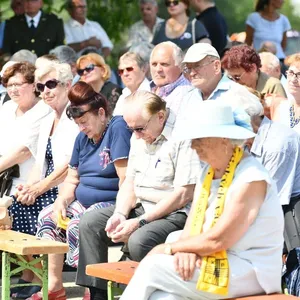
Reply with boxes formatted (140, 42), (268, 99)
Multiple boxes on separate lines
(183, 43), (220, 64)
(174, 101), (255, 141)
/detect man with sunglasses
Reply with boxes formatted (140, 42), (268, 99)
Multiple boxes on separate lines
(127, 0), (163, 48)
(76, 90), (201, 300)
(3, 0), (64, 57)
(64, 0), (113, 58)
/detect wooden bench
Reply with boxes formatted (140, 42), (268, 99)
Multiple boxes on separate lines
(86, 261), (298, 300)
(0, 230), (69, 300)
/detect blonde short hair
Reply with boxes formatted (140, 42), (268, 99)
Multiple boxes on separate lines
(35, 62), (73, 84)
(125, 90), (166, 115)
(76, 53), (111, 81)
(285, 53), (300, 67)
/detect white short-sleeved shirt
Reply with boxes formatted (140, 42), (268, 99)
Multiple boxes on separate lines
(246, 12), (291, 59)
(194, 156), (284, 294)
(64, 18), (113, 50)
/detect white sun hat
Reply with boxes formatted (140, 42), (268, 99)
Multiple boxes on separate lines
(174, 100), (256, 141)
(183, 43), (220, 64)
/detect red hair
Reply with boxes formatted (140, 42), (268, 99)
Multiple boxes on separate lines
(221, 45), (262, 72)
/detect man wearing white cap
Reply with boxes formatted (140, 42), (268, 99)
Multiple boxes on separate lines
(181, 43), (260, 102)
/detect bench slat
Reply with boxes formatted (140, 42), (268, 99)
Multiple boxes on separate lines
(0, 230), (69, 255)
(86, 261), (139, 285)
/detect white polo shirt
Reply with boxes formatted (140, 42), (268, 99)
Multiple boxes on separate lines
(64, 17), (113, 50)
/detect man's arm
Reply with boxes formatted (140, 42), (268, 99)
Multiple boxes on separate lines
(67, 37), (102, 52)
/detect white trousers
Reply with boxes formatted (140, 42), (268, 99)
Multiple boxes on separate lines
(120, 249), (265, 300)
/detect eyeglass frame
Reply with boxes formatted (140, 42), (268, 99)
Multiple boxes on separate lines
(36, 79), (61, 93)
(126, 115), (153, 133)
(6, 81), (29, 91)
(118, 67), (134, 76)
(66, 106), (96, 120)
(182, 60), (214, 75)
(77, 63), (99, 76)
(286, 69), (300, 80)
(226, 71), (247, 82)
(165, 0), (180, 7)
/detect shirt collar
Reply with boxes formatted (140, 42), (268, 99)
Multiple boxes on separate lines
(150, 74), (190, 98)
(69, 17), (90, 27)
(207, 74), (232, 99)
(250, 116), (272, 157)
(25, 10), (42, 27)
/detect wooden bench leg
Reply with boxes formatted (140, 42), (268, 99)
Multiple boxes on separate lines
(2, 251), (11, 300)
(42, 254), (48, 300)
(107, 281), (126, 300)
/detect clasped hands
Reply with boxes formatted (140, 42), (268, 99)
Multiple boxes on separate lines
(14, 183), (40, 206)
(105, 213), (139, 243)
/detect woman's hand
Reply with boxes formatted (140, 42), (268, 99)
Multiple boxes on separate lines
(15, 183), (41, 206)
(52, 197), (68, 223)
(174, 252), (201, 281)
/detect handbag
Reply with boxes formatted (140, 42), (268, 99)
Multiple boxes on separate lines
(0, 164), (20, 197)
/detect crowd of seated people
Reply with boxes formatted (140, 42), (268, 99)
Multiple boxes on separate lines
(0, 0), (300, 300)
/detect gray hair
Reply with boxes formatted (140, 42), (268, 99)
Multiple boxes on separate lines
(35, 62), (73, 84)
(139, 0), (158, 6)
(10, 49), (37, 65)
(119, 52), (148, 70)
(129, 42), (154, 64)
(49, 45), (77, 64)
(150, 41), (184, 66)
(259, 52), (280, 70)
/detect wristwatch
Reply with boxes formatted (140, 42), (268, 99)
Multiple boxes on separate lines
(164, 244), (172, 255)
(137, 216), (148, 228)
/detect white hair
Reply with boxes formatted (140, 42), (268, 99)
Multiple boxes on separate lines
(150, 42), (184, 66)
(259, 52), (280, 71)
(222, 86), (264, 118)
(35, 62), (73, 84)
(10, 50), (37, 65)
(139, 0), (158, 6)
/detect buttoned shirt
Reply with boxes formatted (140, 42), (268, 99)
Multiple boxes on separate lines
(64, 18), (113, 50)
(251, 117), (300, 205)
(127, 17), (164, 47)
(25, 10), (42, 28)
(126, 110), (201, 213)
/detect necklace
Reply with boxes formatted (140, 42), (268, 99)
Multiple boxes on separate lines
(289, 105), (300, 128)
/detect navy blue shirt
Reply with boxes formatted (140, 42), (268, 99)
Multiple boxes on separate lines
(69, 116), (132, 207)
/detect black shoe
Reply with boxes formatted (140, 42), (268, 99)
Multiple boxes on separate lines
(12, 285), (41, 299)
(10, 279), (31, 296)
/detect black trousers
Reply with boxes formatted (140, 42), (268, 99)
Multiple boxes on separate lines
(75, 204), (187, 289)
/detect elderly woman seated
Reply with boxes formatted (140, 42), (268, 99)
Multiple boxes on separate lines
(221, 44), (286, 98)
(26, 81), (132, 300)
(113, 52), (150, 115)
(120, 101), (284, 300)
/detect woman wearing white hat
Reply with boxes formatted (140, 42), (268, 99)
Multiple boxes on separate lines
(120, 101), (284, 300)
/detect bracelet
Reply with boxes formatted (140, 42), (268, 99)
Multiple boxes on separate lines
(115, 211), (127, 219)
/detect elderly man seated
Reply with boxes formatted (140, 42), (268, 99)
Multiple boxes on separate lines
(120, 101), (283, 300)
(76, 90), (201, 300)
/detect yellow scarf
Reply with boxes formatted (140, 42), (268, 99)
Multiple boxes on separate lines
(189, 146), (243, 295)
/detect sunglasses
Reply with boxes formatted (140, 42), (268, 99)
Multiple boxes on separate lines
(66, 106), (95, 120)
(165, 0), (180, 7)
(77, 64), (97, 76)
(127, 115), (153, 133)
(226, 71), (246, 82)
(36, 79), (60, 93)
(118, 67), (134, 76)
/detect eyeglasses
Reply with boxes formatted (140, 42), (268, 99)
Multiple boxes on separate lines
(77, 64), (98, 76)
(127, 115), (153, 133)
(183, 61), (213, 74)
(36, 79), (60, 93)
(165, 0), (180, 7)
(226, 71), (246, 82)
(286, 70), (300, 80)
(66, 106), (95, 120)
(118, 67), (134, 76)
(6, 82), (28, 91)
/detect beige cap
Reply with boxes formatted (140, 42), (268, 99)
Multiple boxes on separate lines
(183, 43), (220, 63)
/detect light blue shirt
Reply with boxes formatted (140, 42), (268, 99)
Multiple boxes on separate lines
(251, 117), (300, 205)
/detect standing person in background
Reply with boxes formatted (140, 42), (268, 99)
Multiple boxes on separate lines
(64, 0), (113, 58)
(3, 0), (64, 57)
(152, 0), (210, 52)
(190, 0), (228, 55)
(245, 0), (291, 62)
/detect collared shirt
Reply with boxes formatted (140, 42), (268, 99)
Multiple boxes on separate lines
(127, 17), (164, 47)
(151, 74), (191, 116)
(64, 17), (113, 50)
(126, 110), (201, 213)
(256, 71), (286, 98)
(25, 10), (42, 28)
(113, 78), (151, 116)
(251, 116), (300, 205)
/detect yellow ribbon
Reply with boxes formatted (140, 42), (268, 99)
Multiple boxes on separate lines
(190, 146), (243, 295)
